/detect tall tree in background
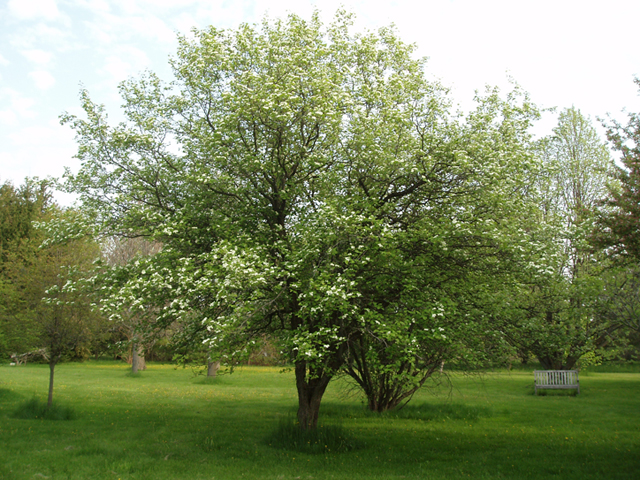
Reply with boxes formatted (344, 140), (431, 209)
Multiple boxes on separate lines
(591, 79), (640, 356)
(0, 179), (52, 359)
(0, 180), (103, 406)
(596, 77), (640, 262)
(507, 107), (617, 369)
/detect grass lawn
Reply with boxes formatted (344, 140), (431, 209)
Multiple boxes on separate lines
(1, 361), (639, 479)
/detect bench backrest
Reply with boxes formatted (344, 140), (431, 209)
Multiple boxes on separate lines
(534, 370), (579, 386)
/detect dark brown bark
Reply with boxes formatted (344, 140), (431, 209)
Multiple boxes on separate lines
(295, 361), (332, 430)
(361, 366), (438, 413)
(537, 354), (579, 371)
(48, 360), (56, 408)
(345, 333), (443, 412)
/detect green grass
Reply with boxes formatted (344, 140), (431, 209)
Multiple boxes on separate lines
(266, 419), (362, 454)
(0, 361), (639, 479)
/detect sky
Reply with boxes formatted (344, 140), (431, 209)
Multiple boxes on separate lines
(2, 0), (640, 204)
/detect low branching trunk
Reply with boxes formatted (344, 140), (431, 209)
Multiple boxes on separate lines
(537, 354), (580, 370)
(295, 361), (332, 430)
(346, 335), (443, 412)
(357, 366), (439, 413)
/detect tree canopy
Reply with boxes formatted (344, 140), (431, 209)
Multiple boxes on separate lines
(62, 11), (573, 428)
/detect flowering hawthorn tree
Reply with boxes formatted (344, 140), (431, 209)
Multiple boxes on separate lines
(63, 12), (542, 427)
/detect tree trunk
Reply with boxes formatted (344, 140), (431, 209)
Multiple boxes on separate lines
(537, 355), (559, 370)
(131, 342), (146, 373)
(295, 361), (331, 430)
(207, 359), (220, 378)
(48, 360), (56, 408)
(537, 354), (579, 370)
(563, 355), (580, 370)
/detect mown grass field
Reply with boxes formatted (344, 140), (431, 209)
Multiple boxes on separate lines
(1, 361), (639, 479)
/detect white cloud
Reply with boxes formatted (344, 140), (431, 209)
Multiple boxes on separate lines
(173, 12), (197, 35)
(112, 0), (144, 16)
(9, 24), (75, 51)
(0, 110), (18, 125)
(126, 15), (176, 44)
(7, 0), (61, 20)
(83, 19), (115, 45)
(21, 49), (54, 66)
(0, 89), (37, 125)
(8, 122), (69, 147)
(69, 0), (111, 13)
(83, 9), (176, 46)
(102, 56), (134, 83)
(2, 120), (78, 193)
(191, 0), (257, 29)
(28, 70), (56, 90)
(11, 97), (36, 118)
(0, 54), (9, 66)
(137, 0), (201, 10)
(100, 47), (150, 84)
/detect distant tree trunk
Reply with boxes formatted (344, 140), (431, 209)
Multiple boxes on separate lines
(207, 359), (220, 377)
(295, 361), (331, 430)
(48, 360), (56, 408)
(131, 342), (146, 373)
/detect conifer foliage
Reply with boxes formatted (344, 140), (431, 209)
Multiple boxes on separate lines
(598, 78), (640, 261)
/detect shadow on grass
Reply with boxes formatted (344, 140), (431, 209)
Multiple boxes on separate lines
(534, 389), (579, 397)
(191, 376), (232, 386)
(12, 397), (75, 420)
(321, 401), (492, 422)
(264, 418), (364, 454)
(0, 388), (22, 402)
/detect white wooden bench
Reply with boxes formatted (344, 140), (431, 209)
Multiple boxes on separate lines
(534, 370), (580, 395)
